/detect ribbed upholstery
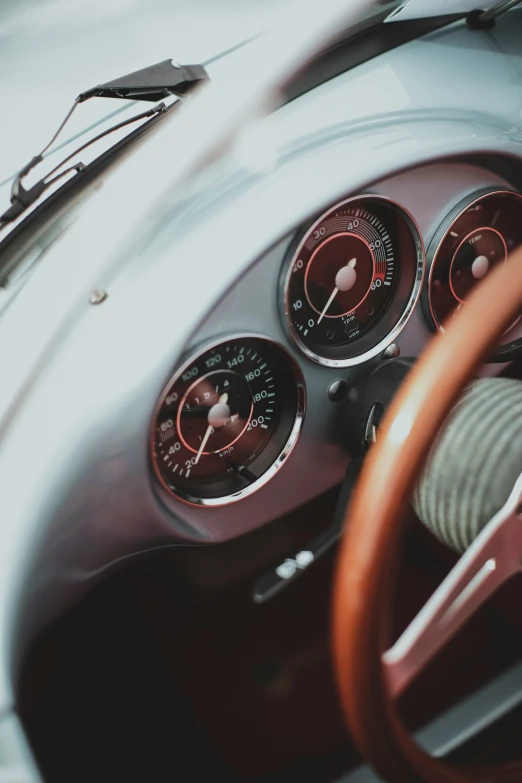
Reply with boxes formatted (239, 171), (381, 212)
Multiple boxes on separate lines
(413, 378), (522, 553)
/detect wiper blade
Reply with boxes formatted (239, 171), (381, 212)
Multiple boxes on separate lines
(0, 103), (167, 227)
(0, 59), (209, 229)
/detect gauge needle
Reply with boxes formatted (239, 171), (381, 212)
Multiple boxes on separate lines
(195, 393), (229, 464)
(317, 258), (357, 324)
(471, 255), (489, 280)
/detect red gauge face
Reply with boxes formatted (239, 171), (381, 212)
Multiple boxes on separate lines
(283, 196), (423, 367)
(448, 228), (506, 304)
(176, 370), (253, 455)
(427, 191), (522, 336)
(304, 233), (375, 319)
(152, 337), (304, 505)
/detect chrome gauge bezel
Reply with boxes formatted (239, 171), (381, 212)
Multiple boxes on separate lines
(281, 194), (425, 368)
(423, 188), (522, 361)
(150, 333), (306, 507)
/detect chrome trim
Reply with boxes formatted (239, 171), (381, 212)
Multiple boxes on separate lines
(281, 194), (425, 368)
(150, 333), (306, 507)
(426, 188), (522, 332)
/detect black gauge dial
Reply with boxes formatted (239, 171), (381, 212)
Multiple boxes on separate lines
(151, 336), (304, 505)
(282, 196), (424, 366)
(425, 190), (522, 359)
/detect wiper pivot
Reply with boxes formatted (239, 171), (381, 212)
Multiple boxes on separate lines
(467, 0), (522, 27)
(77, 59), (209, 103)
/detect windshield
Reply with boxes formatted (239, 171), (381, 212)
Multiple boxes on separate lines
(0, 0), (487, 224)
(0, 0), (403, 193)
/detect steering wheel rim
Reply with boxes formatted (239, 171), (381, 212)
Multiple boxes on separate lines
(332, 245), (522, 782)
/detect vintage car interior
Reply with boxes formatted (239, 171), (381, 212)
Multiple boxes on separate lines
(2, 0), (522, 780)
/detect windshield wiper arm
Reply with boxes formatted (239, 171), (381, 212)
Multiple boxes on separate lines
(0, 59), (208, 229)
(0, 102), (167, 227)
(482, 0), (522, 20)
(468, 0), (522, 26)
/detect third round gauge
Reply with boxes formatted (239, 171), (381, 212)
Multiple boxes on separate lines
(424, 189), (522, 358)
(282, 195), (424, 366)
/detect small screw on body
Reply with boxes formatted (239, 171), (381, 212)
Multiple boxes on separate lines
(89, 290), (108, 305)
(382, 343), (400, 361)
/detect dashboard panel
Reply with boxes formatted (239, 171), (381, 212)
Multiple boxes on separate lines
(1, 8), (522, 691)
(152, 161), (522, 518)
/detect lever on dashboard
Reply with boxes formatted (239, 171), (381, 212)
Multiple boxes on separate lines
(251, 357), (417, 604)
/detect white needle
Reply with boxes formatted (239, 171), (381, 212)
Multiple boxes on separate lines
(317, 287), (339, 325)
(317, 257), (357, 324)
(195, 392), (229, 464)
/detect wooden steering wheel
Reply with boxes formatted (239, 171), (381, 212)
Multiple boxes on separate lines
(333, 245), (522, 782)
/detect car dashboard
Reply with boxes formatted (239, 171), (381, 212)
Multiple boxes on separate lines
(155, 161), (522, 539)
(1, 3), (522, 731)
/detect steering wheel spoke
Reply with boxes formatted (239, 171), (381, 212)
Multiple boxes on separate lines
(384, 474), (522, 698)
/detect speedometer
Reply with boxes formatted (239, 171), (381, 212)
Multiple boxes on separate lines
(151, 335), (304, 506)
(281, 195), (424, 366)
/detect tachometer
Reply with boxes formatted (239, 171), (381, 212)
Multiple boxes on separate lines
(151, 335), (304, 505)
(281, 195), (424, 366)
